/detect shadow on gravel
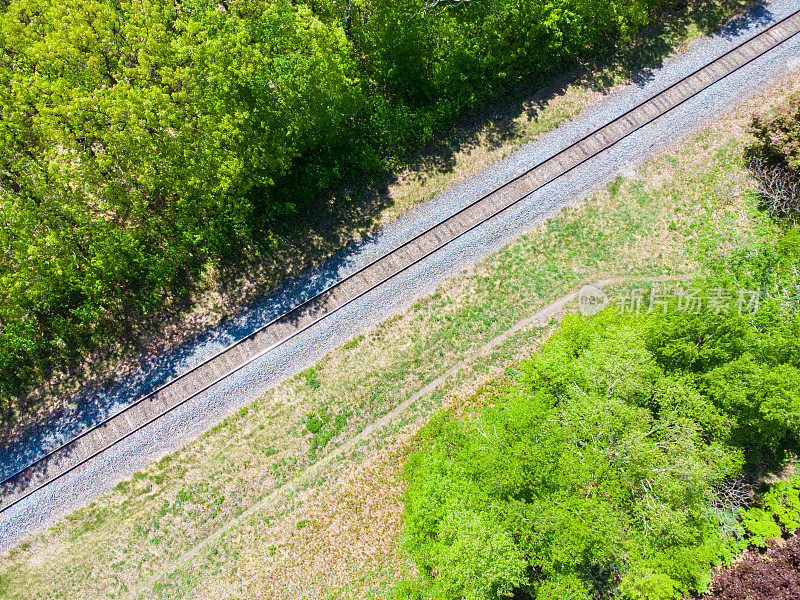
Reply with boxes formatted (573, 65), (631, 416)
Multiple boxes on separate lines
(581, 0), (772, 92)
(0, 0), (777, 479)
(381, 0), (771, 191)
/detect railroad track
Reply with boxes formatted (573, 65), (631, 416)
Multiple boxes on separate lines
(2, 8), (799, 514)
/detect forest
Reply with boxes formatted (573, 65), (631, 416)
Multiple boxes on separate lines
(0, 0), (670, 412)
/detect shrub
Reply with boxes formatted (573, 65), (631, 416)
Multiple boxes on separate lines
(705, 536), (800, 600)
(747, 92), (800, 221)
(764, 478), (800, 532)
(746, 158), (800, 221)
(748, 92), (800, 173)
(738, 476), (800, 549)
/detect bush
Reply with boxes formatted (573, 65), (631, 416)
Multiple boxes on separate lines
(705, 536), (800, 600)
(764, 478), (800, 533)
(736, 477), (800, 550)
(401, 312), (743, 600)
(747, 92), (800, 221)
(748, 92), (800, 173)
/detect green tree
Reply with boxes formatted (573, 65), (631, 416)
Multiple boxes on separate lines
(399, 231), (800, 599)
(0, 0), (680, 411)
(401, 311), (744, 600)
(0, 0), (356, 410)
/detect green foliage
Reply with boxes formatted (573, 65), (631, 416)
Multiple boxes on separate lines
(737, 476), (800, 549)
(748, 91), (800, 173)
(398, 230), (800, 599)
(0, 0), (355, 413)
(301, 368), (323, 390)
(343, 334), (364, 350)
(391, 578), (427, 600)
(305, 409), (347, 457)
(741, 508), (782, 549)
(764, 477), (800, 532)
(305, 412), (326, 435)
(342, 0), (664, 152)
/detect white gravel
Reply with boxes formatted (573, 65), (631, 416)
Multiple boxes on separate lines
(2, 0), (799, 551)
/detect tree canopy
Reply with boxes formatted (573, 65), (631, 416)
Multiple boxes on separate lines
(0, 0), (670, 411)
(398, 231), (800, 600)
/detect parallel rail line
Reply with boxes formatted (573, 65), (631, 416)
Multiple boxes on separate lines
(2, 9), (799, 514)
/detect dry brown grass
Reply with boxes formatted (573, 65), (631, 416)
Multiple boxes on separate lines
(203, 324), (556, 600)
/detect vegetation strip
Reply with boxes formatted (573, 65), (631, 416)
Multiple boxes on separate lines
(140, 274), (687, 590)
